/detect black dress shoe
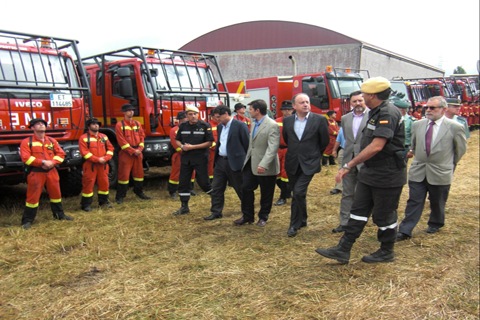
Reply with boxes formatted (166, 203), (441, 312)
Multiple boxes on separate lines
(136, 192), (151, 200)
(427, 227), (440, 234)
(396, 232), (411, 241)
(204, 214), (223, 220)
(256, 219), (267, 227)
(332, 225), (345, 233)
(274, 198), (287, 206)
(116, 198), (123, 204)
(287, 226), (297, 237)
(233, 217), (254, 225)
(330, 189), (342, 195)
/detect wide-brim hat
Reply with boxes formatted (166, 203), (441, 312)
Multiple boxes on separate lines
(86, 118), (102, 127)
(177, 111), (186, 120)
(280, 100), (293, 110)
(121, 103), (136, 112)
(361, 77), (391, 94)
(28, 118), (47, 129)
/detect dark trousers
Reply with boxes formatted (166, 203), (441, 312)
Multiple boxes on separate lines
(210, 157), (243, 216)
(287, 166), (314, 229)
(398, 179), (451, 236)
(178, 159), (211, 202)
(343, 181), (403, 244)
(241, 161), (276, 221)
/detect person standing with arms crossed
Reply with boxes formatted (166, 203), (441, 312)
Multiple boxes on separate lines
(79, 118), (114, 211)
(316, 77), (407, 264)
(282, 93), (330, 237)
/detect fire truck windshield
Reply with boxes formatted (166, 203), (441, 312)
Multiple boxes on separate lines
(390, 82), (409, 99)
(327, 78), (362, 98)
(145, 62), (215, 92)
(0, 50), (80, 97)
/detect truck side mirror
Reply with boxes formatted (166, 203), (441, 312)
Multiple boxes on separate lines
(316, 82), (326, 96)
(117, 67), (130, 78)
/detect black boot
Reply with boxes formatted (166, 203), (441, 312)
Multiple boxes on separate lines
(321, 155), (328, 166)
(173, 201), (190, 216)
(361, 242), (395, 263)
(98, 193), (113, 208)
(81, 196), (93, 212)
(315, 237), (354, 264)
(51, 202), (74, 221)
(329, 156), (336, 165)
(116, 183), (128, 204)
(134, 181), (151, 200)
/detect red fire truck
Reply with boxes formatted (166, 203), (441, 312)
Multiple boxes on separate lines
(446, 76), (479, 102)
(81, 47), (228, 186)
(390, 78), (431, 108)
(0, 30), (91, 196)
(220, 67), (367, 121)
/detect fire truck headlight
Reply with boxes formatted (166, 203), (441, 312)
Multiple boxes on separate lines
(70, 149), (82, 159)
(145, 144), (153, 152)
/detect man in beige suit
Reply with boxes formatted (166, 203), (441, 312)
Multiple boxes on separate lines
(235, 99), (280, 227)
(397, 96), (467, 240)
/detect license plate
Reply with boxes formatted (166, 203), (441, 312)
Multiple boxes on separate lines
(50, 93), (73, 108)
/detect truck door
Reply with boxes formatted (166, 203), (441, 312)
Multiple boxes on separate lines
(109, 64), (140, 122)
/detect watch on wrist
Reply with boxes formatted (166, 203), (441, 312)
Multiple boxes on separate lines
(342, 164), (352, 170)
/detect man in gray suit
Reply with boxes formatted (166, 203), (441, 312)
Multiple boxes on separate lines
(235, 99), (280, 227)
(397, 96), (467, 240)
(332, 90), (369, 233)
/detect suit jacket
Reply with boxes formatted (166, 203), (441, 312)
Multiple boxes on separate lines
(215, 119), (250, 171)
(340, 110), (370, 168)
(283, 113), (329, 176)
(243, 115), (280, 176)
(409, 117), (467, 185)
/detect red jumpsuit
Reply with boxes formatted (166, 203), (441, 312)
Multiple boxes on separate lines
(208, 119), (219, 180)
(115, 119), (145, 200)
(20, 135), (66, 224)
(472, 104), (479, 129)
(275, 117), (290, 200)
(168, 125), (195, 194)
(323, 117), (339, 156)
(79, 132), (114, 208)
(413, 110), (423, 120)
(234, 114), (251, 129)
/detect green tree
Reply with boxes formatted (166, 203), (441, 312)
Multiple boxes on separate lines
(453, 66), (466, 74)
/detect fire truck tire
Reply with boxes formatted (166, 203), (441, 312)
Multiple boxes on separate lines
(59, 166), (83, 198)
(108, 154), (119, 189)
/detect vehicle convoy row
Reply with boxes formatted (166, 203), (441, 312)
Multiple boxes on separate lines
(1, 29), (478, 194)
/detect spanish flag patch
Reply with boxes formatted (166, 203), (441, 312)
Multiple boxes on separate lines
(379, 120), (389, 124)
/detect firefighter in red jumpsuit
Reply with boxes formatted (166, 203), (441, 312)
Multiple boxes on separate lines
(79, 118), (114, 211)
(115, 104), (151, 204)
(208, 108), (220, 182)
(274, 100), (294, 206)
(168, 112), (196, 199)
(233, 103), (251, 129)
(20, 118), (74, 230)
(322, 110), (340, 166)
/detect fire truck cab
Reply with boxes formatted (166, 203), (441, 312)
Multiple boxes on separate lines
(81, 47), (228, 185)
(0, 30), (91, 196)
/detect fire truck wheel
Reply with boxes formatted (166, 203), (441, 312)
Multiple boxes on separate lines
(59, 166), (83, 198)
(108, 154), (119, 189)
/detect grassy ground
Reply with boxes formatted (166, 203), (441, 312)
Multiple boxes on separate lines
(0, 132), (478, 319)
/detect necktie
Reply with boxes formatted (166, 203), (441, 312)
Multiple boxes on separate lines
(425, 121), (434, 156)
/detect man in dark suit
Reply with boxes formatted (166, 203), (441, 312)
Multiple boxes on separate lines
(396, 96), (467, 240)
(204, 105), (250, 220)
(283, 93), (330, 237)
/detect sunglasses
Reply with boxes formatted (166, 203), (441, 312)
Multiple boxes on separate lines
(423, 106), (441, 110)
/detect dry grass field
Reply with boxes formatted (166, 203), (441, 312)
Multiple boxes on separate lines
(0, 132), (478, 319)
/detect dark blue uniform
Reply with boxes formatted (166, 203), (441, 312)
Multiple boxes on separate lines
(175, 120), (214, 202)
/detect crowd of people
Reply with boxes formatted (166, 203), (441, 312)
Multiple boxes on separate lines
(19, 77), (470, 265)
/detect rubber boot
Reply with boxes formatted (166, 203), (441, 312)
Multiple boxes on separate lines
(81, 196), (93, 212)
(361, 242), (395, 263)
(173, 201), (190, 216)
(51, 202), (74, 221)
(329, 155), (336, 165)
(98, 193), (113, 208)
(116, 183), (128, 204)
(321, 155), (328, 166)
(134, 181), (151, 200)
(315, 237), (354, 264)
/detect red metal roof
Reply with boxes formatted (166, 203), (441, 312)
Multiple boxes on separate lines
(180, 20), (360, 52)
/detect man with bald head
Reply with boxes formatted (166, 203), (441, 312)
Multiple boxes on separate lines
(282, 93), (329, 237)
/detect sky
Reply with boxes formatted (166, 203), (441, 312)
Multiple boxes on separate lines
(2, 0), (479, 75)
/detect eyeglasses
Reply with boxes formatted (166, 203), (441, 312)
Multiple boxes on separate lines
(423, 106), (441, 110)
